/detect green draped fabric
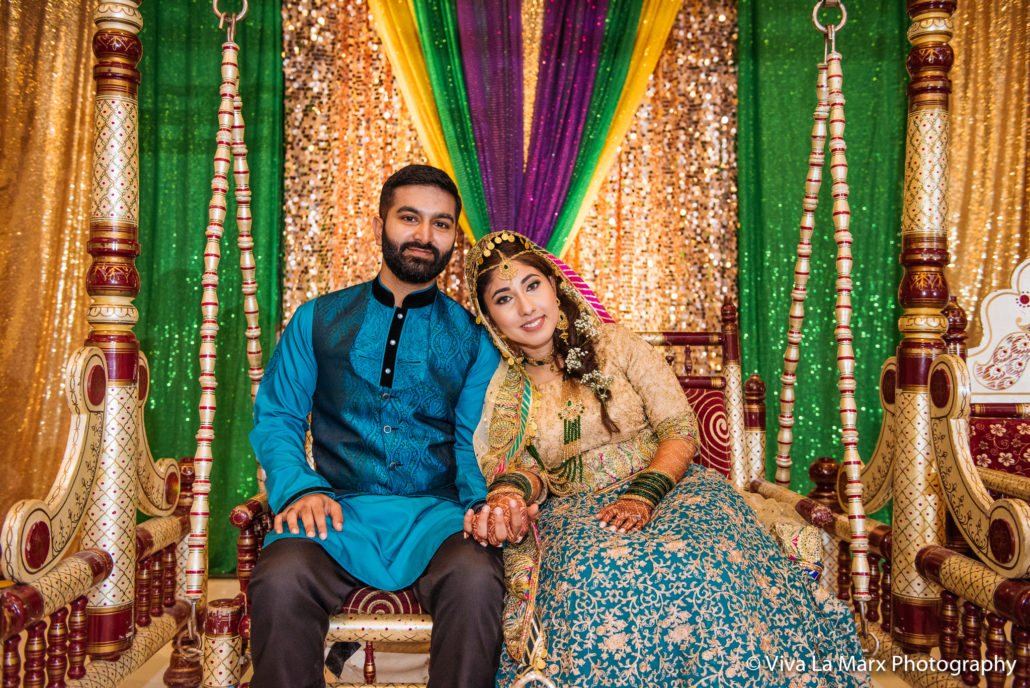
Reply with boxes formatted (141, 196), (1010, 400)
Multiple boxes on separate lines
(412, 0), (491, 236)
(137, 0), (283, 574)
(737, 0), (908, 522)
(546, 0), (643, 254)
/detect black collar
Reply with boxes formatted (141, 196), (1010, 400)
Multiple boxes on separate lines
(371, 277), (438, 309)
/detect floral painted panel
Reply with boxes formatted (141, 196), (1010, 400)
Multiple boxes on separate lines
(970, 419), (1030, 477)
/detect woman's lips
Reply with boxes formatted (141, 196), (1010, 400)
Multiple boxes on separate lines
(521, 316), (545, 331)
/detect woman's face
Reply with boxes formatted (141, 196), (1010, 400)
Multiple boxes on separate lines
(482, 259), (559, 358)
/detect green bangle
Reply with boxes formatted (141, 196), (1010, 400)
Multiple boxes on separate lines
(624, 470), (676, 509)
(490, 471), (533, 503)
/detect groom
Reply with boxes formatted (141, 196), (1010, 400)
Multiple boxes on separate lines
(248, 165), (523, 687)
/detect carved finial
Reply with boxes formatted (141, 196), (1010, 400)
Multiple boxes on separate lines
(808, 456), (842, 512)
(721, 299), (737, 326)
(744, 373), (766, 402)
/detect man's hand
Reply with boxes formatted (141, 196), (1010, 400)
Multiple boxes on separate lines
(274, 493), (344, 540)
(463, 495), (540, 547)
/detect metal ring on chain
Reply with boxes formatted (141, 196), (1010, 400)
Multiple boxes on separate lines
(811, 0), (847, 35)
(212, 0), (248, 23)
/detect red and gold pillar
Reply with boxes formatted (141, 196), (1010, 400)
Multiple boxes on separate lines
(81, 0), (143, 659)
(890, 0), (956, 653)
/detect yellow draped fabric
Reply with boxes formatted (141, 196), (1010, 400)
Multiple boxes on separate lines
(560, 0), (683, 258)
(368, 0), (473, 242)
(0, 0), (96, 516)
(946, 0), (1029, 346)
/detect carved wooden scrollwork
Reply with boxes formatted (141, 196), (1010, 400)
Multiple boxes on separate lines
(851, 357), (897, 512)
(1, 348), (107, 581)
(134, 353), (180, 516)
(930, 354), (1030, 577)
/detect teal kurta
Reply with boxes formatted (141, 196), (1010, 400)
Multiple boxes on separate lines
(250, 278), (499, 590)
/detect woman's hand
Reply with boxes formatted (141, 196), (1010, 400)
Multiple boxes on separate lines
(597, 498), (653, 533)
(463, 494), (539, 546)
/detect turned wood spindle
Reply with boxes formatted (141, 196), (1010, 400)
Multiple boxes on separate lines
(163, 544), (177, 608)
(961, 601), (984, 686)
(136, 557), (151, 627)
(1013, 627), (1030, 688)
(364, 641), (376, 684)
(24, 621), (47, 688)
(237, 524), (259, 605)
(67, 598), (87, 680)
(880, 558), (892, 633)
(837, 540), (851, 602)
(150, 554), (164, 617)
(985, 613), (1006, 688)
(889, 0), (957, 653)
(45, 607), (69, 688)
(939, 590), (959, 661)
(83, 0), (146, 658)
(3, 635), (21, 688)
(866, 554), (881, 623)
(943, 296), (968, 360)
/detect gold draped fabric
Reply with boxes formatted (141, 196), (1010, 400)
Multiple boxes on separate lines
(946, 0), (1029, 346)
(281, 3), (739, 362)
(280, 1), (471, 324)
(5, 0), (1025, 524)
(564, 2), (738, 338)
(0, 0), (96, 517)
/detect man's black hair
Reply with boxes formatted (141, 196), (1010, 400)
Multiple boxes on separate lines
(378, 164), (462, 220)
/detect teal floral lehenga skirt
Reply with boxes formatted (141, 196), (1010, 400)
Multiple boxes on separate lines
(496, 464), (871, 688)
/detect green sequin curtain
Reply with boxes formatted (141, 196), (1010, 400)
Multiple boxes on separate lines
(412, 0), (491, 235)
(137, 1), (283, 574)
(737, 0), (908, 521)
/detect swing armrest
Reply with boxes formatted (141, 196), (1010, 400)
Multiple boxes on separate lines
(229, 492), (270, 530)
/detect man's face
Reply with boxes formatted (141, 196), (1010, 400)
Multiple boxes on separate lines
(374, 184), (457, 285)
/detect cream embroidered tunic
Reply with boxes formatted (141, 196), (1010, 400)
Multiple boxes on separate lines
(474, 322), (698, 495)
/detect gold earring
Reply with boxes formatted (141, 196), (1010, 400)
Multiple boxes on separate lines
(557, 307), (569, 344)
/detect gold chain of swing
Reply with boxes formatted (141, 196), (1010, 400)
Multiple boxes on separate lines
(772, 0), (877, 654)
(180, 0), (264, 654)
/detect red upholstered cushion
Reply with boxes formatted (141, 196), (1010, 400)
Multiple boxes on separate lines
(341, 586), (424, 615)
(970, 418), (1030, 478)
(685, 387), (731, 478)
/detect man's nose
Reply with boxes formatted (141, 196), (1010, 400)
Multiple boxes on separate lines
(412, 220), (432, 243)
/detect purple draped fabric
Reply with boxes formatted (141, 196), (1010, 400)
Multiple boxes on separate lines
(518, 0), (608, 245)
(456, 0), (524, 233)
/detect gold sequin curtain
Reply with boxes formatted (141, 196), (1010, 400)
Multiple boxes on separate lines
(566, 1), (737, 342)
(282, 2), (737, 364)
(946, 0), (1029, 346)
(0, 0), (96, 517)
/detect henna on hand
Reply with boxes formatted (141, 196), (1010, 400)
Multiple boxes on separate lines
(596, 498), (653, 533)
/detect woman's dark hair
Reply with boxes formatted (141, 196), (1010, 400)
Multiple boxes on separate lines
(476, 244), (620, 435)
(378, 164), (462, 220)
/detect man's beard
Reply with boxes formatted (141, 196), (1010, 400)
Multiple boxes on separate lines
(381, 232), (454, 284)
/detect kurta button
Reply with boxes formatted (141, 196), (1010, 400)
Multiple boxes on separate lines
(383, 425), (392, 433)
(384, 368), (391, 374)
(389, 339), (396, 345)
(397, 313), (404, 320)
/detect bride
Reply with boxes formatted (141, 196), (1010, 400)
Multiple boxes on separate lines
(462, 231), (869, 687)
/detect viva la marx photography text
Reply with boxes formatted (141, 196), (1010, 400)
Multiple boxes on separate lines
(753, 653), (1017, 676)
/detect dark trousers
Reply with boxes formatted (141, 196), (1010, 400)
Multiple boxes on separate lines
(249, 534), (504, 688)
